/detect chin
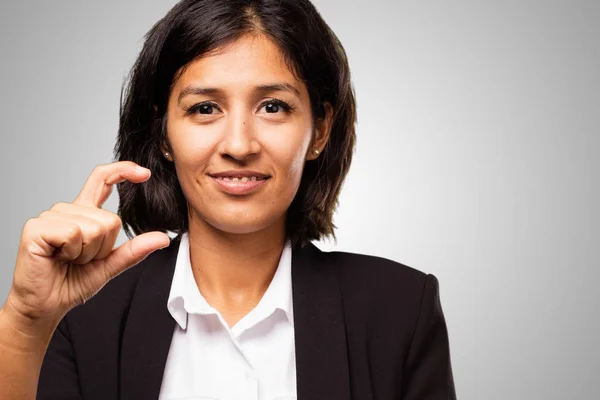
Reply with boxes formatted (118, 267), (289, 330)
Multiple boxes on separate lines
(203, 211), (283, 236)
(189, 196), (289, 236)
(209, 220), (266, 235)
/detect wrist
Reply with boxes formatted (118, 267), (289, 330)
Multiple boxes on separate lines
(4, 287), (66, 325)
(0, 294), (61, 352)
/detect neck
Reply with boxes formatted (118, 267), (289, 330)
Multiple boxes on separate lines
(186, 212), (287, 310)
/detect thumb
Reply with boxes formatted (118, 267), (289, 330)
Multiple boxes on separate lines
(101, 232), (171, 280)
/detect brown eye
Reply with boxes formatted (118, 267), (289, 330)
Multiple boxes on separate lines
(197, 104), (215, 114)
(265, 102), (280, 113)
(259, 99), (294, 114)
(187, 102), (221, 115)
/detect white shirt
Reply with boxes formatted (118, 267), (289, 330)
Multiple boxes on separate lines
(158, 233), (297, 400)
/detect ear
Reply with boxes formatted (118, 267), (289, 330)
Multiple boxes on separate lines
(306, 102), (334, 161)
(160, 141), (169, 154)
(155, 104), (173, 161)
(160, 140), (174, 161)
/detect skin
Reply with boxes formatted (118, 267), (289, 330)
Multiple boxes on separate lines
(0, 162), (171, 399)
(162, 33), (332, 326)
(0, 33), (332, 398)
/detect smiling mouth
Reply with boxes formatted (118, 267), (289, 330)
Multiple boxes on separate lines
(208, 172), (271, 195)
(212, 176), (268, 182)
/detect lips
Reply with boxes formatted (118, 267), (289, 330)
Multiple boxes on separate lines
(209, 170), (270, 179)
(212, 176), (267, 182)
(208, 170), (270, 195)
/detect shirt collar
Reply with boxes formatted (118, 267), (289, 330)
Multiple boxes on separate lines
(166, 232), (294, 330)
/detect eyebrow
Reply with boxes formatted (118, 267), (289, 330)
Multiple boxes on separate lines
(177, 83), (301, 104)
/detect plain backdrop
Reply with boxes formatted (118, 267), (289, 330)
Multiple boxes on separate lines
(1, 1), (599, 399)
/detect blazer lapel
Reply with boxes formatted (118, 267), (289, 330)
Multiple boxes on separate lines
(120, 236), (180, 400)
(118, 238), (351, 399)
(292, 242), (351, 400)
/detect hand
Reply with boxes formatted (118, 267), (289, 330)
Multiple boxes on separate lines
(4, 161), (171, 324)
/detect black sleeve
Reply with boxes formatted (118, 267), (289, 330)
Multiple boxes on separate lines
(402, 274), (457, 399)
(37, 316), (82, 399)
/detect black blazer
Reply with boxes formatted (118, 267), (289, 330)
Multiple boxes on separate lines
(37, 237), (456, 399)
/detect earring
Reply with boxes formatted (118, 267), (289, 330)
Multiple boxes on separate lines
(313, 148), (320, 155)
(164, 152), (171, 160)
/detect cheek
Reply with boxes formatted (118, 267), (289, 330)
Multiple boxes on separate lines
(167, 119), (219, 193)
(168, 119), (219, 166)
(264, 124), (312, 183)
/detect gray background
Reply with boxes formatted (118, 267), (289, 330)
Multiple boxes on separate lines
(1, 0), (598, 398)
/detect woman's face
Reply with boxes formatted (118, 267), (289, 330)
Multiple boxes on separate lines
(164, 34), (331, 235)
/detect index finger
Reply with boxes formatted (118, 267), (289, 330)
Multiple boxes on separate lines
(74, 161), (151, 208)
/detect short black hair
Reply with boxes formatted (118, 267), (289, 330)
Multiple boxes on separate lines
(115, 0), (357, 247)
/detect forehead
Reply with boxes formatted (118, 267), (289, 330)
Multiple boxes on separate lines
(172, 34), (303, 93)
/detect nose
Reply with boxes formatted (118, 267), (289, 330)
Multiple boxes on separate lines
(218, 109), (260, 161)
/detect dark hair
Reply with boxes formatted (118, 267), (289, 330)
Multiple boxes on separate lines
(114, 0), (356, 247)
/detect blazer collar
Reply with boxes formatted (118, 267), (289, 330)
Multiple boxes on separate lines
(119, 237), (350, 400)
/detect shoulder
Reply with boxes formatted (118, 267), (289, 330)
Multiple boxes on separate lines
(320, 247), (432, 296)
(316, 247), (440, 331)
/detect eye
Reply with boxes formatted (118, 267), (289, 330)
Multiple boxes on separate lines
(258, 99), (294, 114)
(186, 102), (221, 115)
(265, 103), (280, 113)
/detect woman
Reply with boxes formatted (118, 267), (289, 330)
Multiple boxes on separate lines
(0, 0), (456, 399)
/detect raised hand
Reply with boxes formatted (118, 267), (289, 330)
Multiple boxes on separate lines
(4, 161), (171, 324)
